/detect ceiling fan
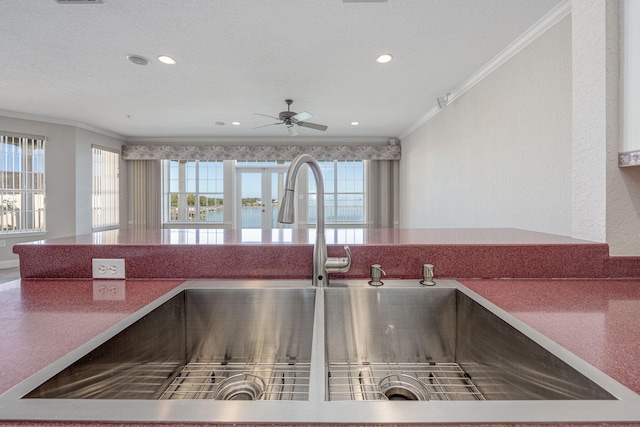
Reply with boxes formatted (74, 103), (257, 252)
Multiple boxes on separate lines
(254, 99), (328, 136)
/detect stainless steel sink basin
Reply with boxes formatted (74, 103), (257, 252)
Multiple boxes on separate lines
(325, 287), (611, 401)
(25, 286), (316, 401)
(2, 279), (640, 424)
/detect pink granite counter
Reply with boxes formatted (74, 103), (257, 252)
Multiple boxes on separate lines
(13, 228), (640, 279)
(0, 279), (183, 395)
(1, 277), (640, 426)
(4, 228), (640, 425)
(460, 279), (640, 398)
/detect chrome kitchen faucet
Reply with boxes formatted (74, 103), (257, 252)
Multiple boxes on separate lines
(278, 154), (352, 286)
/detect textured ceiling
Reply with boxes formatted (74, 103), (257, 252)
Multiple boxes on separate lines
(0, 0), (563, 142)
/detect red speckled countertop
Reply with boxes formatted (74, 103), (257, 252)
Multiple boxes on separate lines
(1, 278), (640, 427)
(3, 228), (640, 426)
(0, 279), (183, 396)
(12, 227), (603, 246)
(461, 279), (640, 398)
(13, 228), (640, 279)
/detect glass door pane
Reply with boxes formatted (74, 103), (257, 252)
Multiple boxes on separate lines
(237, 167), (290, 229)
(239, 172), (263, 229)
(271, 170), (290, 229)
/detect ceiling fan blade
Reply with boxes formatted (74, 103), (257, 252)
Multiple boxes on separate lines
(287, 125), (298, 136)
(254, 113), (280, 120)
(292, 111), (312, 122)
(297, 121), (328, 131)
(253, 122), (282, 129)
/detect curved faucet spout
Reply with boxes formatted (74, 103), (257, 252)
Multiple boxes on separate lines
(278, 154), (324, 233)
(278, 154), (351, 286)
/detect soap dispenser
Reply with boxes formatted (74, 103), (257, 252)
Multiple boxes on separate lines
(368, 264), (386, 286)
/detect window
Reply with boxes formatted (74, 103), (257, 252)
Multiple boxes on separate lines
(0, 133), (46, 233)
(161, 159), (367, 228)
(166, 160), (224, 222)
(309, 160), (365, 224)
(92, 146), (120, 230)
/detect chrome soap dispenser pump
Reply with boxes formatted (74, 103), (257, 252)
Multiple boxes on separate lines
(420, 263), (436, 286)
(368, 264), (386, 286)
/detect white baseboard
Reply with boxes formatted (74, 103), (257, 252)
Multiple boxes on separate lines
(0, 259), (20, 269)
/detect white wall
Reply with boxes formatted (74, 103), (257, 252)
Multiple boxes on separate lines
(0, 116), (128, 266)
(400, 16), (572, 236)
(604, 0), (640, 256)
(571, 1), (608, 243)
(622, 0), (640, 153)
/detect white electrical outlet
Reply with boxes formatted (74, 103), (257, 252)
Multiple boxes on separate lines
(92, 258), (125, 279)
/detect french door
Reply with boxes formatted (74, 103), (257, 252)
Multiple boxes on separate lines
(235, 167), (290, 229)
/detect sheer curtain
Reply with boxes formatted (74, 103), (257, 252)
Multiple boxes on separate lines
(367, 159), (399, 228)
(128, 160), (161, 229)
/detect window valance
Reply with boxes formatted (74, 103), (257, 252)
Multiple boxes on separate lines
(121, 144), (400, 161)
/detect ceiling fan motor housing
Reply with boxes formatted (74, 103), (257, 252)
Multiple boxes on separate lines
(279, 110), (297, 124)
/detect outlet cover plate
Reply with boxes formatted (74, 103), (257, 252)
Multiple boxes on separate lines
(92, 258), (125, 279)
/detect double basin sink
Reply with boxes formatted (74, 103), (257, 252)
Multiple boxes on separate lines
(2, 279), (640, 423)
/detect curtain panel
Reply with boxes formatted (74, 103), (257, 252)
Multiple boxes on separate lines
(368, 160), (399, 228)
(128, 160), (161, 229)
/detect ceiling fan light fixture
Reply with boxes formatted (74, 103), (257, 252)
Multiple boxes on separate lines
(376, 53), (393, 64)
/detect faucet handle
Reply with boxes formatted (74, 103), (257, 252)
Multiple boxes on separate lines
(325, 245), (352, 273)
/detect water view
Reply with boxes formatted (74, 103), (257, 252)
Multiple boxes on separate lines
(172, 204), (364, 228)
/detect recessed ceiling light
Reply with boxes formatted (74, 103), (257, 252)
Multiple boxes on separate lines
(232, 122), (241, 126)
(376, 53), (393, 64)
(351, 121), (360, 126)
(215, 121), (225, 126)
(158, 55), (176, 65)
(127, 55), (150, 66)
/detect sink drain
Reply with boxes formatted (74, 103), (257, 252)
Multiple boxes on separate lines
(213, 374), (266, 401)
(384, 386), (420, 401)
(378, 374), (430, 401)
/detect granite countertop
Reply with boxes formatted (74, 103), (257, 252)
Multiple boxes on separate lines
(3, 228), (640, 426)
(0, 279), (184, 396)
(14, 227), (603, 246)
(461, 278), (640, 397)
(14, 228), (633, 280)
(1, 277), (640, 426)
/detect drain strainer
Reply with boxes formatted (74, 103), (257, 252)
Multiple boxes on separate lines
(214, 374), (266, 401)
(378, 373), (430, 401)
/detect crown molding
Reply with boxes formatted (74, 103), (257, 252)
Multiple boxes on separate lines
(0, 110), (389, 145)
(124, 135), (392, 145)
(398, 106), (440, 141)
(398, 0), (571, 141)
(0, 110), (126, 141)
(75, 122), (126, 141)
